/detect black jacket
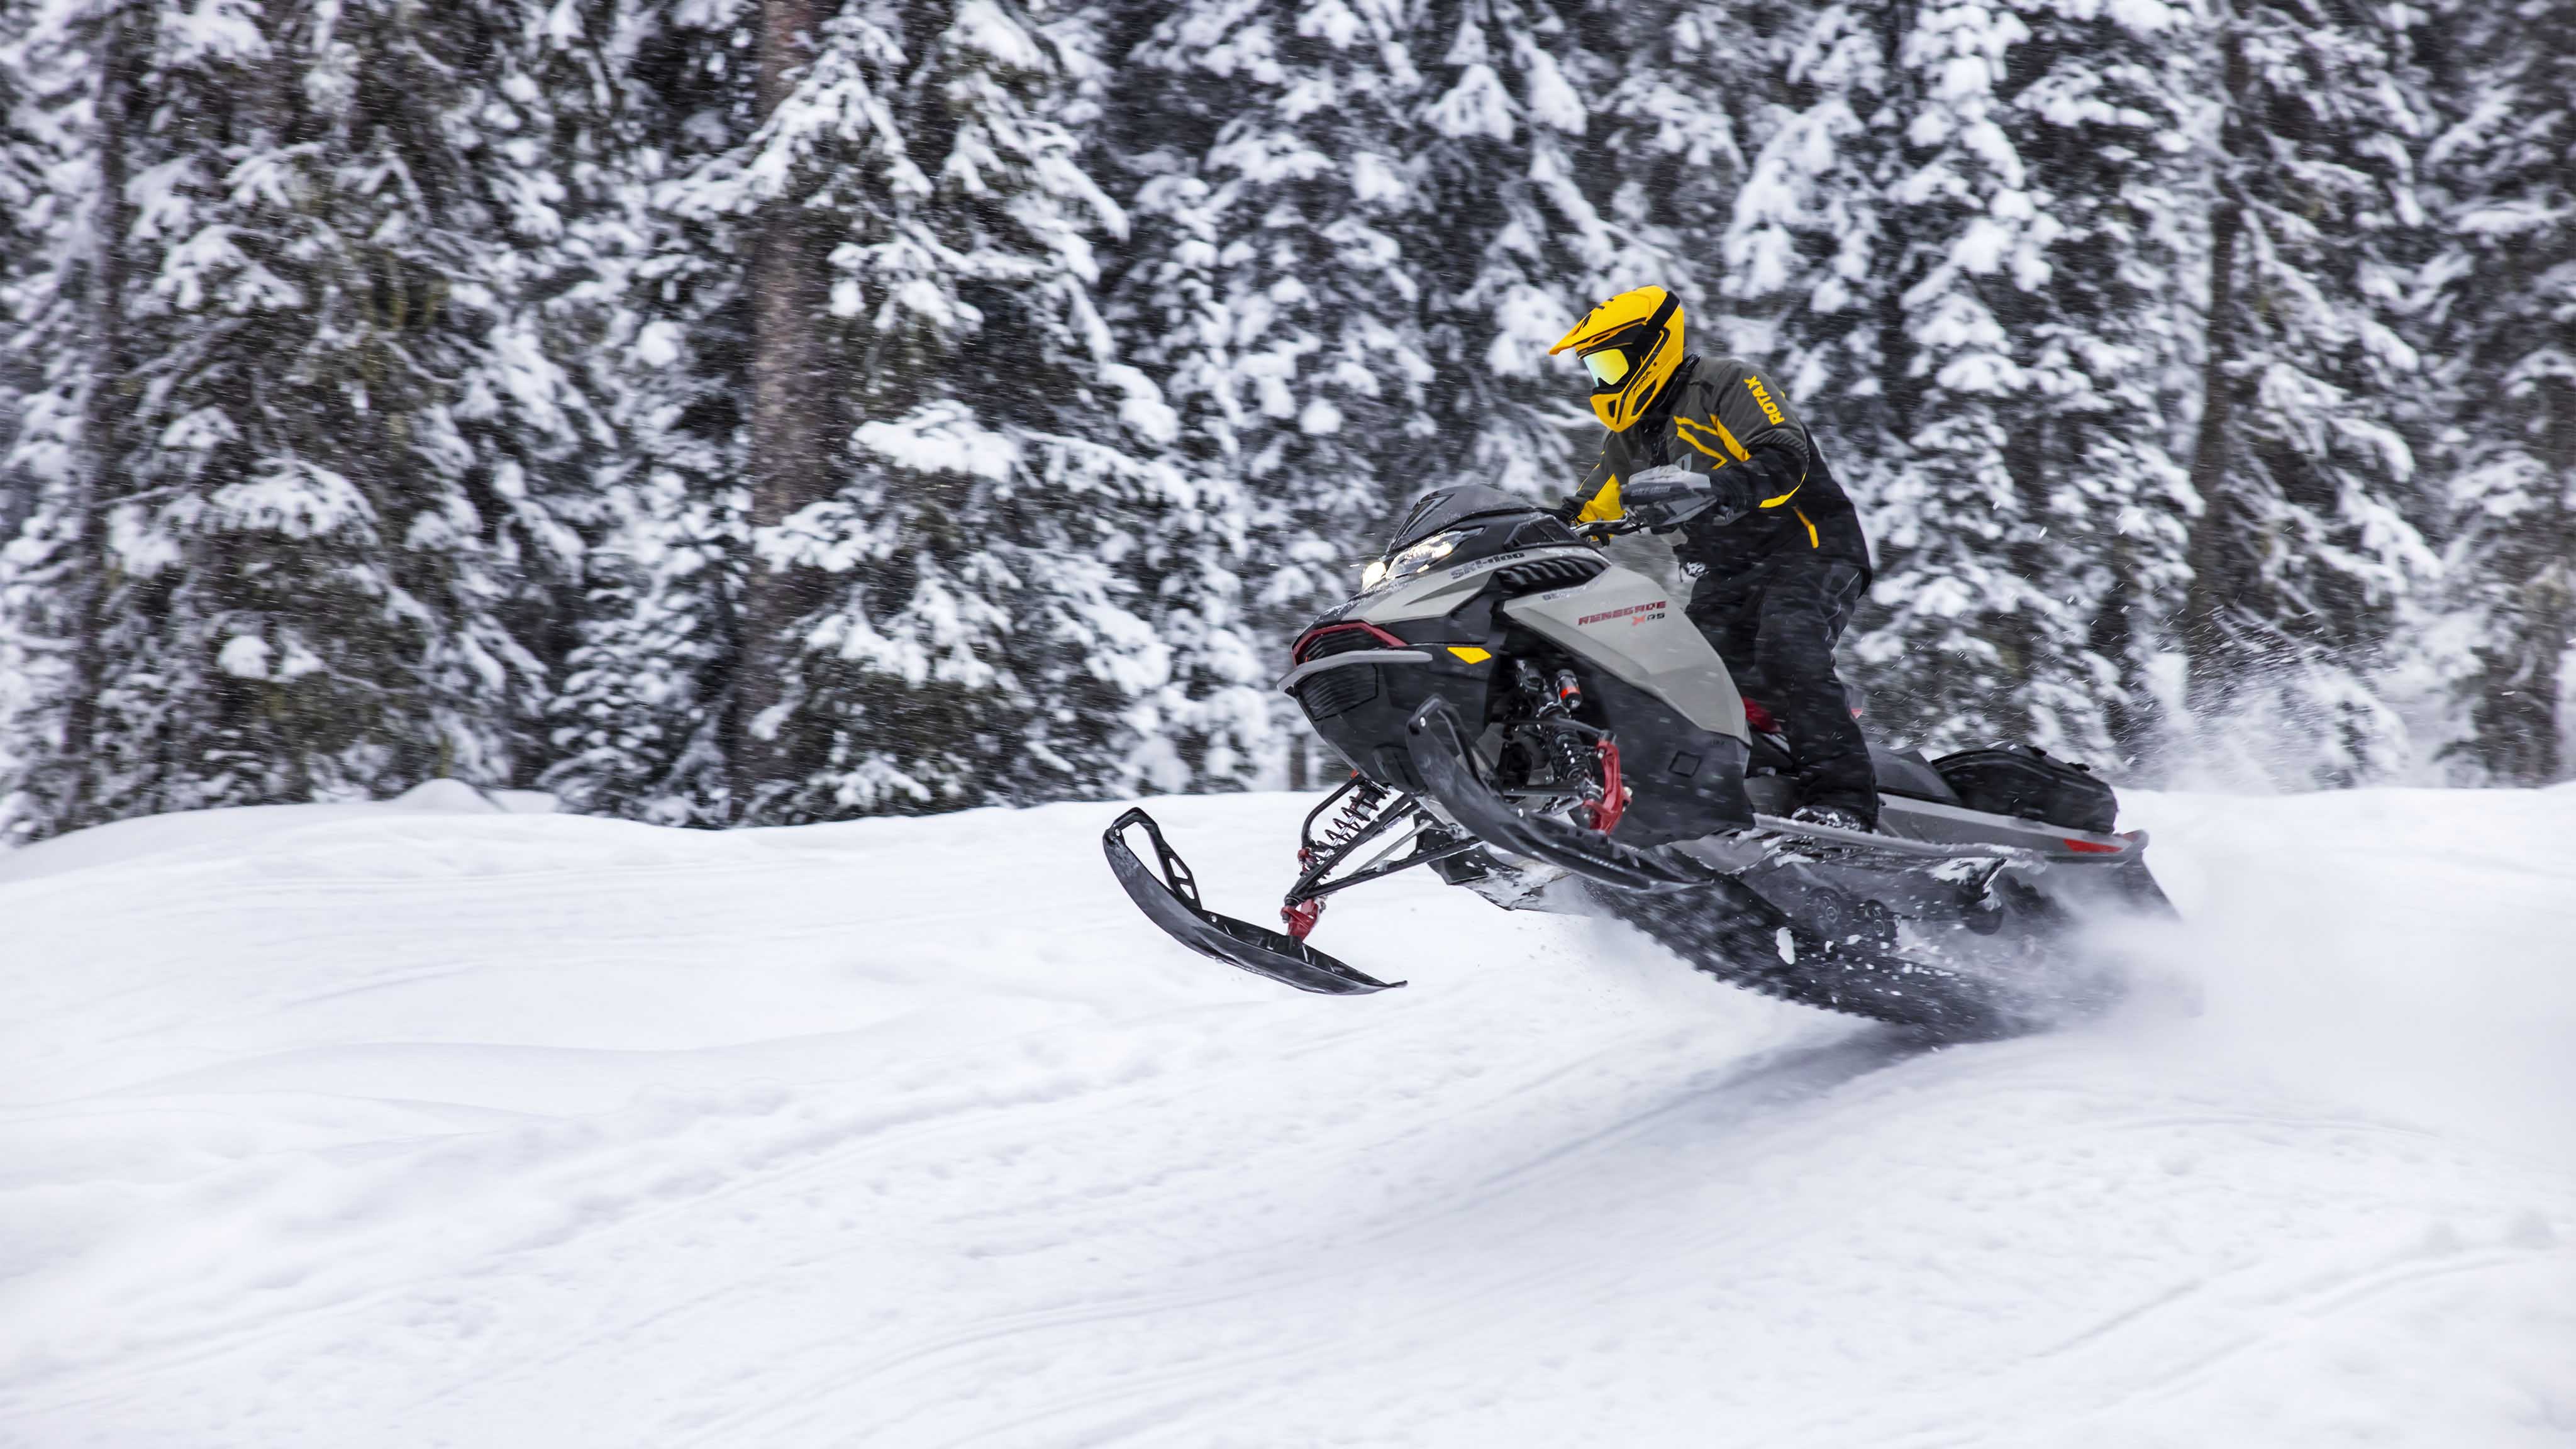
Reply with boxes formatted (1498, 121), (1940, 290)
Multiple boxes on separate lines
(1560, 353), (1873, 584)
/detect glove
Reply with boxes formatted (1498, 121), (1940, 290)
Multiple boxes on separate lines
(1623, 464), (1753, 531)
(1736, 448), (1803, 509)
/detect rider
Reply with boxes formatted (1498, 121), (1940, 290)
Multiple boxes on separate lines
(1548, 286), (1880, 832)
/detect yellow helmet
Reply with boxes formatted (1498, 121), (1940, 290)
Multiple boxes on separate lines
(1550, 286), (1684, 433)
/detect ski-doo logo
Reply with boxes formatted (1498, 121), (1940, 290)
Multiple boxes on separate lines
(1577, 599), (1668, 628)
(1745, 377), (1785, 426)
(1445, 550), (1531, 580)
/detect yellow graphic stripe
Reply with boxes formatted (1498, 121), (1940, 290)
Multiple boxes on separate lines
(1674, 430), (1729, 465)
(1575, 475), (1623, 523)
(1796, 507), (1819, 548)
(1675, 416), (1750, 464)
(1758, 482), (1802, 509)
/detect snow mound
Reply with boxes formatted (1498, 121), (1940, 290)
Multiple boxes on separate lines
(0, 778), (554, 887)
(2, 788), (2571, 1446)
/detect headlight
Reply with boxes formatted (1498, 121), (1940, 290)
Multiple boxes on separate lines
(1365, 529), (1475, 591)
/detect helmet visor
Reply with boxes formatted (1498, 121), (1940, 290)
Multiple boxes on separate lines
(1582, 347), (1631, 387)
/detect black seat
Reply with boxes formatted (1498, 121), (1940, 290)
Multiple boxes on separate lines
(1870, 745), (1960, 804)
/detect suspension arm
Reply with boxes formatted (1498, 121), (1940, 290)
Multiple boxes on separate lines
(1287, 831), (1486, 905)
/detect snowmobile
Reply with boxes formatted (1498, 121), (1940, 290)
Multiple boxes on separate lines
(1104, 484), (2175, 1040)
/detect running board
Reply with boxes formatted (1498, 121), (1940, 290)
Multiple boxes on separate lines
(1753, 806), (2148, 864)
(1752, 813), (1971, 857)
(1102, 809), (1404, 996)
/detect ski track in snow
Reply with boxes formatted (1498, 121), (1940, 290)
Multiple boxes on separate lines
(3, 784), (2573, 1446)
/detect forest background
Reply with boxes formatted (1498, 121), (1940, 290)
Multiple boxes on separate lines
(0, 0), (2569, 839)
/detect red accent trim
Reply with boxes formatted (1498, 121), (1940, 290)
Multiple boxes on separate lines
(1584, 739), (1628, 835)
(1742, 698), (1780, 735)
(1282, 897), (1324, 941)
(1292, 620), (1407, 663)
(2063, 839), (2121, 854)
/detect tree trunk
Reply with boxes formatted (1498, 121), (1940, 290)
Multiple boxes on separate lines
(2499, 379), (2575, 783)
(55, 0), (136, 830)
(726, 0), (830, 816)
(2179, 19), (2249, 716)
(2542, 380), (2575, 783)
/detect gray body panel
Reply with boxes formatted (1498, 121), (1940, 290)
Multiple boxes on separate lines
(1349, 543), (1749, 744)
(1501, 569), (1747, 743)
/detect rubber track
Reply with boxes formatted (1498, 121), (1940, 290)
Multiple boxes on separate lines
(1405, 694), (2077, 1041)
(1592, 884), (2029, 1041)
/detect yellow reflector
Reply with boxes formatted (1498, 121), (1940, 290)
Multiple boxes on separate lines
(1447, 646), (1493, 663)
(1583, 348), (1630, 386)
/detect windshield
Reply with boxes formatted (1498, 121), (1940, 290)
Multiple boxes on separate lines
(1382, 485), (1541, 553)
(1357, 487), (1581, 593)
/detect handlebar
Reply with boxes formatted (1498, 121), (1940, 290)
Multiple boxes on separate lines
(1578, 517), (1649, 545)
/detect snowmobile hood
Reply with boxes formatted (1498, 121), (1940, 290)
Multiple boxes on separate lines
(1384, 485), (1544, 553)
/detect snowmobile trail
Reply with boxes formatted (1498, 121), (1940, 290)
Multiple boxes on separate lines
(2, 785), (2573, 1447)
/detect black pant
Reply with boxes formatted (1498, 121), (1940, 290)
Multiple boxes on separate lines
(1689, 560), (1877, 821)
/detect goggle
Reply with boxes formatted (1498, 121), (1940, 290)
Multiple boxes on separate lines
(1582, 347), (1631, 387)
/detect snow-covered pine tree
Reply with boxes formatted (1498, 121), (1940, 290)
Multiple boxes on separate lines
(1728, 0), (2197, 766)
(2176, 0), (2442, 784)
(1589, 0), (1775, 325)
(1724, 0), (1905, 547)
(984, 1), (1294, 796)
(37, 0), (594, 823)
(1401, 0), (1628, 501)
(0, 0), (94, 839)
(1111, 0), (1446, 792)
(1848, 0), (2075, 757)
(1991, 0), (2202, 765)
(509, 0), (759, 824)
(1110, 0), (1643, 787)
(2422, 0), (2575, 784)
(675, 0), (1196, 820)
(0, 1), (40, 533)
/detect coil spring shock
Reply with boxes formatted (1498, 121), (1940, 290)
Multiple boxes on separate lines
(1519, 662), (1617, 830)
(1549, 729), (1593, 785)
(1314, 780), (1392, 856)
(1286, 779), (1393, 941)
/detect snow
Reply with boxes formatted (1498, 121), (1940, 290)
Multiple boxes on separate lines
(1426, 64), (1515, 143)
(208, 462), (378, 539)
(3, 786), (2573, 1446)
(214, 634), (271, 679)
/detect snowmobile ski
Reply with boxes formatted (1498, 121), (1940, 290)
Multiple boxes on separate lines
(1102, 809), (1405, 996)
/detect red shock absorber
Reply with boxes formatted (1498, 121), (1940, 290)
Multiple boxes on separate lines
(1282, 780), (1387, 941)
(1282, 896), (1324, 941)
(1284, 843), (1323, 940)
(1584, 738), (1626, 834)
(1546, 667), (1623, 834)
